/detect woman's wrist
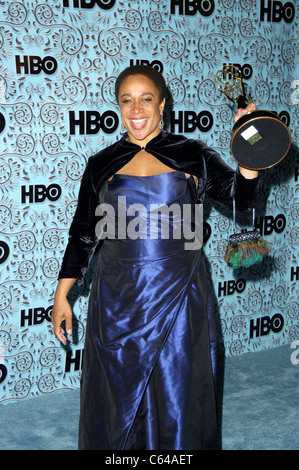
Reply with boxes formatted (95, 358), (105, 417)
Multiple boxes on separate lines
(55, 278), (77, 300)
(238, 165), (259, 179)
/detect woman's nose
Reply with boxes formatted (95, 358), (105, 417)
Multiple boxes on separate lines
(131, 101), (143, 113)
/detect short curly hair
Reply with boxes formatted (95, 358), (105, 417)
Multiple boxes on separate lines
(115, 65), (167, 104)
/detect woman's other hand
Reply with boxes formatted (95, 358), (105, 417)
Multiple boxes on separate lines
(51, 278), (76, 345)
(234, 102), (256, 123)
(52, 298), (73, 345)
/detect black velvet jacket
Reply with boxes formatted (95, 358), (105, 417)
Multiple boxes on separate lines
(58, 130), (260, 281)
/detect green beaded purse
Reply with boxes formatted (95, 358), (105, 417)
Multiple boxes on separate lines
(224, 200), (269, 269)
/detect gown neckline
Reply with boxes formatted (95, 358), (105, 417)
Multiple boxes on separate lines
(108, 170), (192, 182)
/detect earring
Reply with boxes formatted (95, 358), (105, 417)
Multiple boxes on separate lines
(159, 115), (164, 129)
(121, 122), (125, 133)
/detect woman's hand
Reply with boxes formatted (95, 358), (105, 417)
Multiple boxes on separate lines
(233, 102), (256, 123)
(51, 278), (76, 345)
(52, 297), (73, 345)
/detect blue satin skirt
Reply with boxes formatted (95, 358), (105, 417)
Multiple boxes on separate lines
(78, 172), (218, 450)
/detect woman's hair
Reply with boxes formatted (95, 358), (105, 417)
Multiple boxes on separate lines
(115, 65), (167, 104)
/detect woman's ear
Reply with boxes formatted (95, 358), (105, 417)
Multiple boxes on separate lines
(159, 98), (166, 115)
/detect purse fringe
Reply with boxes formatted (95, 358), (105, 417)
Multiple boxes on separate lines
(224, 239), (269, 268)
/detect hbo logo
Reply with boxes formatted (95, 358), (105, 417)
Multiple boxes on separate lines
(21, 184), (62, 204)
(0, 241), (9, 264)
(15, 56), (57, 75)
(20, 306), (53, 327)
(170, 0), (215, 16)
(222, 63), (253, 80)
(69, 111), (119, 135)
(0, 364), (7, 384)
(218, 279), (246, 297)
(170, 110), (213, 133)
(250, 314), (284, 339)
(255, 214), (286, 236)
(129, 59), (164, 73)
(0, 112), (5, 134)
(63, 0), (115, 8)
(260, 0), (295, 23)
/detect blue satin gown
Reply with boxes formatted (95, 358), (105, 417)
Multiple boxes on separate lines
(78, 171), (218, 450)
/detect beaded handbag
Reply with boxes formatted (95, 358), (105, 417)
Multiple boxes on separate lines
(224, 200), (269, 269)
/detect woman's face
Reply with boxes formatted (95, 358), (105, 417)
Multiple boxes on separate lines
(118, 74), (165, 147)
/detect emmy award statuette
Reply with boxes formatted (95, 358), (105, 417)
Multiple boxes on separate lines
(215, 65), (291, 170)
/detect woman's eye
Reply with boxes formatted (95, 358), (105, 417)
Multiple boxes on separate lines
(121, 97), (152, 104)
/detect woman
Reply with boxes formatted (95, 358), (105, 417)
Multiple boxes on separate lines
(52, 65), (259, 450)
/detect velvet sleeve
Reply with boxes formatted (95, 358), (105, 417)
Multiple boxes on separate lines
(200, 141), (260, 211)
(58, 156), (101, 282)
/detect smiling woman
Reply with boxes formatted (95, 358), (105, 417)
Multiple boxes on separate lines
(113, 70), (184, 178)
(52, 65), (261, 450)
(118, 74), (165, 147)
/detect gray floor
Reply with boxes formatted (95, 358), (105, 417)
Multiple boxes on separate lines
(0, 344), (298, 450)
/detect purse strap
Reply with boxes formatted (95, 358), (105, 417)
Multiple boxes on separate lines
(233, 198), (256, 232)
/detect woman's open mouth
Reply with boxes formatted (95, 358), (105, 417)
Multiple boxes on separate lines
(129, 118), (148, 130)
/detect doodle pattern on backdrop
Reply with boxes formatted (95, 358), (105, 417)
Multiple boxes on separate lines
(0, 0), (298, 403)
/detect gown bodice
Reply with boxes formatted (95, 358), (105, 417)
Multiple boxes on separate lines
(97, 171), (202, 259)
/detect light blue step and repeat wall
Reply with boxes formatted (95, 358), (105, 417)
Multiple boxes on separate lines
(0, 0), (298, 404)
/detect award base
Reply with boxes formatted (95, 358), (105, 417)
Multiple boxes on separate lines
(231, 110), (291, 170)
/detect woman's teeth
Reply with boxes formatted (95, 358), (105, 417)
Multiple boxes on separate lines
(130, 118), (147, 129)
